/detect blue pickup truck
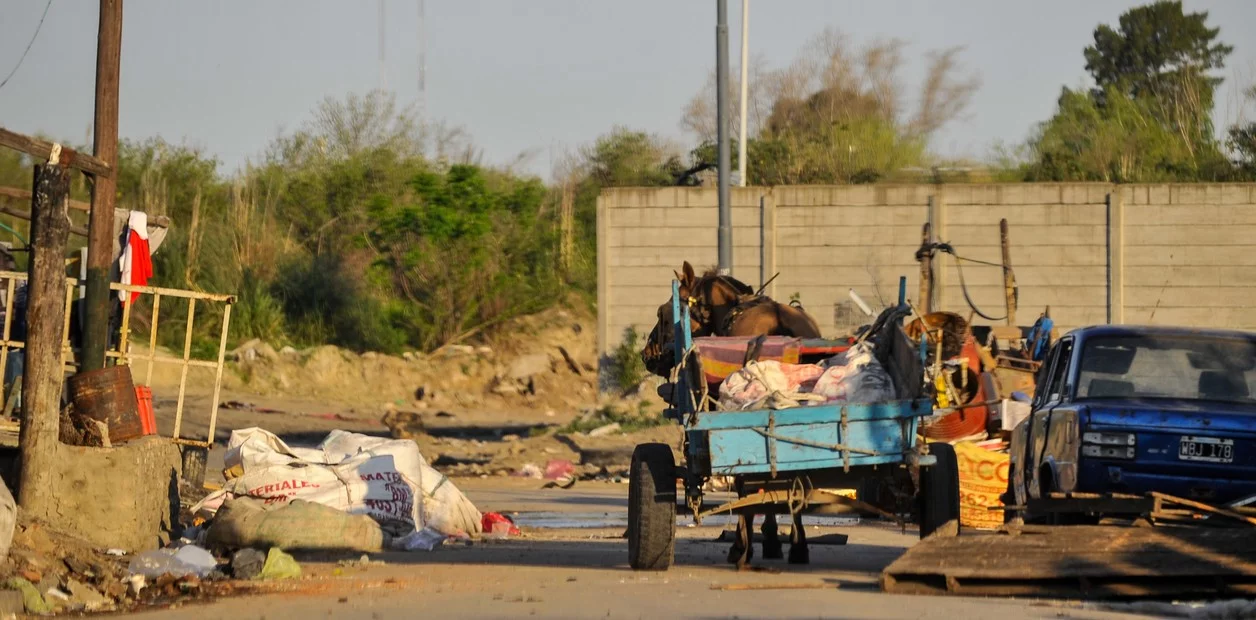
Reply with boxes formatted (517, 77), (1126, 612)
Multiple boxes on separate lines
(1005, 325), (1256, 522)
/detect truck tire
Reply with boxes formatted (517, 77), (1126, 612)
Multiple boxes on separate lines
(628, 443), (676, 570)
(919, 442), (961, 539)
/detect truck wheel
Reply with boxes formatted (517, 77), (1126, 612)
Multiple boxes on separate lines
(919, 442), (961, 539)
(628, 443), (676, 570)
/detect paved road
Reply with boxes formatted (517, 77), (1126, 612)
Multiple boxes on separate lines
(117, 479), (1163, 619)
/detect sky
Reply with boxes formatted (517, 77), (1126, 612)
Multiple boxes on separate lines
(1, 0), (1254, 180)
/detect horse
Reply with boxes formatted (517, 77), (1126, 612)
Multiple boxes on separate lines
(638, 261), (823, 566)
(640, 262), (821, 377)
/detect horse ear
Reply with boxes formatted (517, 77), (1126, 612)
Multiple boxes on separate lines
(673, 270), (683, 285)
(682, 261), (696, 285)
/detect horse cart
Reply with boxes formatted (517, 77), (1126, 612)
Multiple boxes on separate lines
(628, 277), (961, 570)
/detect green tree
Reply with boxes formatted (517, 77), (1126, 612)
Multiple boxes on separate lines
(1026, 1), (1236, 181)
(1084, 1), (1232, 105)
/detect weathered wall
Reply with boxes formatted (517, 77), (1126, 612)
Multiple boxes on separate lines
(597, 183), (1256, 357)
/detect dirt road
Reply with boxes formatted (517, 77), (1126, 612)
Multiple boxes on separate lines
(117, 480), (1152, 620)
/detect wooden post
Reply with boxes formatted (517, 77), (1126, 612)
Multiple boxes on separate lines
(19, 164), (71, 510)
(918, 222), (932, 314)
(1000, 218), (1016, 326)
(81, 0), (124, 372)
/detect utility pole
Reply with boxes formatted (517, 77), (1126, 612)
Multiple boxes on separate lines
(20, 162), (71, 511)
(737, 0), (749, 188)
(81, 0), (123, 373)
(417, 0), (426, 120)
(378, 0), (387, 91)
(716, 0), (732, 275)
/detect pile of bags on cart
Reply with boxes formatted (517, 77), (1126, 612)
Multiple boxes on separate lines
(717, 306), (924, 411)
(718, 343), (894, 410)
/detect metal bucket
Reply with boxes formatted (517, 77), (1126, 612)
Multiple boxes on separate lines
(67, 365), (144, 443)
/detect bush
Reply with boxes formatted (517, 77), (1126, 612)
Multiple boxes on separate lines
(607, 326), (648, 394)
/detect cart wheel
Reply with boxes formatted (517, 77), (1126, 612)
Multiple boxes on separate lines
(918, 442), (961, 539)
(628, 443), (676, 570)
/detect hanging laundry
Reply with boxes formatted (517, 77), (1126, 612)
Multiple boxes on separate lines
(118, 211), (153, 304)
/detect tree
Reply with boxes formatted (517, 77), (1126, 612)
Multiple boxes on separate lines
(1083, 1), (1232, 152)
(681, 28), (979, 185)
(1230, 86), (1256, 177)
(581, 128), (685, 187)
(1025, 1), (1236, 181)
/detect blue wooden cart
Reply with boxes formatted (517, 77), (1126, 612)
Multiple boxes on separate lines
(628, 277), (961, 571)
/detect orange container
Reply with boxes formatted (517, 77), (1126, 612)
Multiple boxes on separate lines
(135, 385), (156, 436)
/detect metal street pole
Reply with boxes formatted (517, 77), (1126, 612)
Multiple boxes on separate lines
(738, 0), (749, 188)
(716, 0), (732, 275)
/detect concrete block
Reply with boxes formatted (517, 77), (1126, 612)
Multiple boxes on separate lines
(831, 186), (877, 207)
(31, 437), (182, 552)
(1146, 184), (1171, 205)
(679, 188), (718, 208)
(1170, 185), (1207, 205)
(1085, 185), (1112, 204)
(1218, 185), (1251, 205)
(1126, 224), (1256, 247)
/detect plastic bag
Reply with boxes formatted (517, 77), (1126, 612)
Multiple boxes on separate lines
(127, 545), (217, 578)
(810, 343), (895, 405)
(718, 361), (826, 410)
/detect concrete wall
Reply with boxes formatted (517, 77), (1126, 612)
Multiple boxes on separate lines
(597, 183), (1256, 357)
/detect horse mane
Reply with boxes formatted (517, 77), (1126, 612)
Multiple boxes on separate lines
(699, 268), (756, 296)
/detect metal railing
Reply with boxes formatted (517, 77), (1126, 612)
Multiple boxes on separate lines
(0, 270), (235, 449)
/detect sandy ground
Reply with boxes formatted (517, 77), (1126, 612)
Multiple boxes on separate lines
(113, 480), (1156, 620)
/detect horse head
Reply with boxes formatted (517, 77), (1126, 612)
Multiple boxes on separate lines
(640, 261), (755, 377)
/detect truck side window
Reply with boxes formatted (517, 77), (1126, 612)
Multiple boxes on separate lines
(1045, 339), (1074, 403)
(1032, 344), (1059, 410)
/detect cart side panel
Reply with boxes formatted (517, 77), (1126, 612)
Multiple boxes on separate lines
(693, 400), (929, 476)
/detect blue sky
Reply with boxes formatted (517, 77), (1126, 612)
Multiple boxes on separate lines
(1, 1), (1253, 178)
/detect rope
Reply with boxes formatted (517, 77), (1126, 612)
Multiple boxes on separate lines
(920, 242), (1012, 322)
(951, 254), (1008, 322)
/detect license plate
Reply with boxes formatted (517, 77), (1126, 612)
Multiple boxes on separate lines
(1178, 436), (1234, 463)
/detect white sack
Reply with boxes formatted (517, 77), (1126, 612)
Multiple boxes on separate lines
(192, 427), (481, 538)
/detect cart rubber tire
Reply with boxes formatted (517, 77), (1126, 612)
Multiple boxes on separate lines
(919, 442), (961, 539)
(628, 443), (676, 571)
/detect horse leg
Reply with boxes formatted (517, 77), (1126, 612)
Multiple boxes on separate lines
(726, 512), (754, 568)
(761, 512), (784, 559)
(788, 511), (810, 565)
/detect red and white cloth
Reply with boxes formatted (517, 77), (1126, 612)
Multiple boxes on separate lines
(118, 211), (152, 304)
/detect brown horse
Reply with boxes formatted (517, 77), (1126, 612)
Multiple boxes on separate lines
(638, 262), (823, 566)
(640, 262), (822, 378)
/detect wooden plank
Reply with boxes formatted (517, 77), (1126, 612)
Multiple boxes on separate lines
(882, 526), (1256, 591)
(0, 128), (112, 178)
(0, 185), (91, 212)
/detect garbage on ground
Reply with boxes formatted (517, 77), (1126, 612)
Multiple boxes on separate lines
(337, 554), (385, 569)
(481, 513), (521, 538)
(514, 463), (543, 479)
(127, 544), (218, 578)
(391, 527), (460, 551)
(0, 477), (16, 562)
(544, 459), (575, 480)
(258, 548), (301, 580)
(206, 497), (386, 553)
(192, 427), (482, 542)
(5, 578), (50, 614)
(229, 548), (267, 580)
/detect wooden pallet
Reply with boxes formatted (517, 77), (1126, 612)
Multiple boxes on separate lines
(881, 525), (1256, 599)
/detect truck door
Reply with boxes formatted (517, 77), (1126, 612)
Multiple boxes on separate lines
(1027, 339), (1073, 499)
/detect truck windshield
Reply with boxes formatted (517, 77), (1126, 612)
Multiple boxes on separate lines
(1076, 333), (1256, 405)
